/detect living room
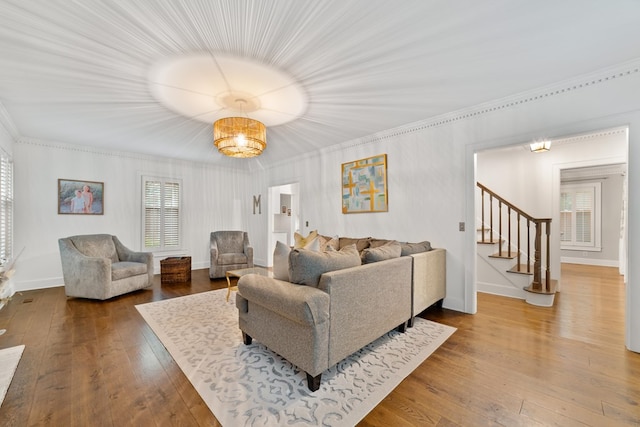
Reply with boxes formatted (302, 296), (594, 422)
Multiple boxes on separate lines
(1, 1), (640, 424)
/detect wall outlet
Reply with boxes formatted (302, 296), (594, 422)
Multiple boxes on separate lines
(306, 221), (309, 227)
(459, 222), (465, 231)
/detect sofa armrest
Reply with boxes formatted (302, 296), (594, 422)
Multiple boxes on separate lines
(210, 233), (219, 261)
(237, 274), (329, 326)
(410, 248), (446, 315)
(58, 238), (112, 298)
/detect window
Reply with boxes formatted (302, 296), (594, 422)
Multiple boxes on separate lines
(0, 150), (12, 262)
(142, 176), (181, 251)
(560, 182), (601, 251)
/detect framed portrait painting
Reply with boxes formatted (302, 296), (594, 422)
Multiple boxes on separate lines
(341, 154), (388, 214)
(58, 179), (104, 215)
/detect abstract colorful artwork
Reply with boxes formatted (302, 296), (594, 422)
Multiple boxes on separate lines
(341, 154), (388, 214)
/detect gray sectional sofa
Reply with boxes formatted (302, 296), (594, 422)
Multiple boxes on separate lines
(236, 234), (446, 391)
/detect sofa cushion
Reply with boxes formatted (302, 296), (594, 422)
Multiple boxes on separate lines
(362, 240), (402, 264)
(273, 240), (292, 281)
(214, 231), (246, 253)
(338, 237), (371, 252)
(400, 241), (432, 256)
(318, 234), (339, 251)
(112, 261), (147, 281)
(218, 253), (248, 265)
(369, 238), (391, 248)
(71, 234), (119, 263)
(274, 238), (320, 281)
(289, 244), (361, 287)
(294, 230), (318, 249)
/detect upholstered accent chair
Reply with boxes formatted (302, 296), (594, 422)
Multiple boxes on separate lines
(210, 231), (253, 279)
(58, 234), (153, 300)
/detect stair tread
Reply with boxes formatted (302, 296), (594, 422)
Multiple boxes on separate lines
(477, 239), (504, 245)
(508, 264), (534, 275)
(489, 251), (518, 259)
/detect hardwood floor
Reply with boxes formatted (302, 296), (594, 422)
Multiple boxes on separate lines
(0, 264), (638, 426)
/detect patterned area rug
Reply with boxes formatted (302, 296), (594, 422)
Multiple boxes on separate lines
(0, 345), (24, 407)
(136, 289), (455, 426)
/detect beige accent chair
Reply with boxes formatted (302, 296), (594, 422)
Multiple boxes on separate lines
(209, 231), (253, 279)
(58, 234), (153, 300)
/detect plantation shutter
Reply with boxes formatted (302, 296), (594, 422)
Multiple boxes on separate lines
(0, 151), (12, 261)
(143, 177), (181, 250)
(560, 182), (600, 250)
(574, 190), (593, 243)
(163, 181), (180, 247)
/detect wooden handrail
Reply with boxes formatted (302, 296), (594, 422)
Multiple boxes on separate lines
(477, 182), (552, 293)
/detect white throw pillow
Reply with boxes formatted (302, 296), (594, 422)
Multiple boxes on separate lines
(273, 241), (291, 281)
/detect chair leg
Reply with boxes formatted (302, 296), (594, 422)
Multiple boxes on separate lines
(408, 316), (415, 328)
(306, 373), (322, 391)
(242, 332), (252, 345)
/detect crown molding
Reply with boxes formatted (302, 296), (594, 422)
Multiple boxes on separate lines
(15, 137), (250, 174)
(263, 58), (640, 171)
(338, 58), (640, 151)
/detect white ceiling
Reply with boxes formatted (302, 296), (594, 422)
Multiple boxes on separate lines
(1, 0), (640, 170)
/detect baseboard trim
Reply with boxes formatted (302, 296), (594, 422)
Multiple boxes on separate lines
(561, 257), (619, 267)
(477, 281), (526, 300)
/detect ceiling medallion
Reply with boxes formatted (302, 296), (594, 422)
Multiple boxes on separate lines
(148, 54), (307, 157)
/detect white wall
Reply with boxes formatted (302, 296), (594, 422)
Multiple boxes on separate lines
(12, 140), (251, 291)
(249, 60), (640, 352)
(0, 120), (13, 156)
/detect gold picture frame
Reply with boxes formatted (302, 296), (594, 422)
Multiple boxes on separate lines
(341, 154), (388, 214)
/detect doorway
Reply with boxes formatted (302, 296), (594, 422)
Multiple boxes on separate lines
(475, 127), (628, 302)
(267, 182), (300, 266)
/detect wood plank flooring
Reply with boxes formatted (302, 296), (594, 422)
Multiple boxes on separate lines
(0, 263), (638, 426)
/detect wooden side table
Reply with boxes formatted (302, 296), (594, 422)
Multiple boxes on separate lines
(160, 256), (191, 284)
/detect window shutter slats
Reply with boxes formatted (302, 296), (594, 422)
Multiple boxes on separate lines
(0, 153), (12, 261)
(143, 177), (181, 251)
(560, 183), (598, 249)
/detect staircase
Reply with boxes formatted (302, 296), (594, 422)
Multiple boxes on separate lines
(477, 183), (557, 307)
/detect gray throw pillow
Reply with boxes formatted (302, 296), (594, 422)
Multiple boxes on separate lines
(273, 238), (320, 281)
(400, 241), (432, 256)
(289, 244), (361, 287)
(362, 240), (401, 263)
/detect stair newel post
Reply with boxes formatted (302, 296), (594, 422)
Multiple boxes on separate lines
(517, 212), (521, 271)
(507, 206), (512, 257)
(498, 200), (503, 257)
(545, 220), (551, 292)
(532, 219), (542, 291)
